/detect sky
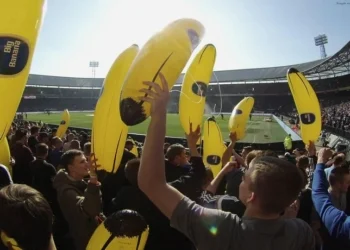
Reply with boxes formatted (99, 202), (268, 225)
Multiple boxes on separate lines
(30, 0), (350, 78)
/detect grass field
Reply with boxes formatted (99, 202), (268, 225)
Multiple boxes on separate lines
(26, 112), (288, 143)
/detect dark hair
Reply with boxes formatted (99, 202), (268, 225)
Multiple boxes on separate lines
(30, 126), (39, 135)
(38, 132), (49, 142)
(14, 129), (27, 141)
(36, 143), (49, 157)
(125, 158), (140, 186)
(166, 144), (185, 162)
(329, 167), (349, 186)
(0, 184), (53, 250)
(69, 140), (81, 150)
(60, 150), (83, 172)
(249, 156), (303, 215)
(334, 155), (345, 166)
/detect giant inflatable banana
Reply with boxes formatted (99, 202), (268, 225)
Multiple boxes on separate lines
(179, 44), (216, 134)
(87, 210), (149, 250)
(56, 109), (70, 138)
(203, 117), (225, 177)
(0, 0), (46, 142)
(120, 19), (205, 126)
(228, 97), (255, 140)
(287, 68), (321, 144)
(0, 138), (12, 176)
(92, 45), (139, 173)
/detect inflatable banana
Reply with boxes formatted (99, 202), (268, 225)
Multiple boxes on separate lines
(120, 19), (205, 126)
(56, 109), (70, 138)
(287, 68), (321, 144)
(203, 117), (225, 177)
(87, 210), (149, 250)
(1, 231), (21, 250)
(92, 45), (139, 173)
(228, 97), (255, 140)
(0, 0), (46, 142)
(179, 44), (216, 134)
(0, 138), (12, 176)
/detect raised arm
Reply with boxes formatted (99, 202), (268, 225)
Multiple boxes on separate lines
(137, 73), (184, 219)
(312, 148), (350, 239)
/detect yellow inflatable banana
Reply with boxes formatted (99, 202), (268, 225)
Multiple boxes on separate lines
(203, 117), (225, 177)
(287, 68), (321, 144)
(179, 44), (216, 134)
(87, 210), (149, 250)
(228, 97), (255, 140)
(92, 45), (139, 173)
(0, 0), (46, 142)
(120, 19), (205, 126)
(0, 138), (12, 176)
(56, 109), (70, 138)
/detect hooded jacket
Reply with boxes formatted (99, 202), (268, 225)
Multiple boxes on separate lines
(53, 170), (102, 250)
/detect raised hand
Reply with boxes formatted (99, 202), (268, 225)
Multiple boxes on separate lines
(139, 72), (170, 117)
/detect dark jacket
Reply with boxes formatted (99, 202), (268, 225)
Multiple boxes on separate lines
(53, 170), (103, 250)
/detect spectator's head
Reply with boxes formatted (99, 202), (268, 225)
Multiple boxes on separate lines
(69, 140), (81, 150)
(329, 167), (350, 193)
(125, 140), (134, 151)
(0, 184), (53, 250)
(30, 126), (40, 136)
(296, 155), (309, 170)
(202, 167), (214, 190)
(125, 158), (140, 186)
(239, 156), (303, 217)
(51, 128), (57, 137)
(38, 132), (49, 144)
(67, 133), (74, 142)
(51, 136), (63, 150)
(245, 150), (263, 167)
(61, 150), (89, 179)
(164, 143), (171, 154)
(84, 142), (91, 158)
(333, 154), (345, 167)
(241, 146), (253, 160)
(166, 144), (188, 167)
(293, 148), (306, 157)
(36, 143), (49, 159)
(14, 129), (28, 144)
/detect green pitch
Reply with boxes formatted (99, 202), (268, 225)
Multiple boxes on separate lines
(26, 112), (288, 143)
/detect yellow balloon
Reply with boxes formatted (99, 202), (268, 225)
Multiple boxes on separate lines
(0, 138), (12, 176)
(203, 117), (225, 177)
(92, 45), (139, 173)
(56, 109), (70, 139)
(87, 210), (149, 250)
(228, 97), (255, 140)
(0, 0), (46, 142)
(287, 68), (321, 144)
(179, 44), (216, 134)
(120, 19), (205, 126)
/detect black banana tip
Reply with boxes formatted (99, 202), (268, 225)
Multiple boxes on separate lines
(288, 68), (299, 74)
(105, 209), (148, 237)
(120, 98), (147, 126)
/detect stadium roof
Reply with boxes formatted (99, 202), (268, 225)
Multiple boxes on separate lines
(27, 40), (350, 88)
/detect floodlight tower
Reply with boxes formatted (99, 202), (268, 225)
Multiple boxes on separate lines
(89, 61), (99, 78)
(314, 35), (328, 59)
